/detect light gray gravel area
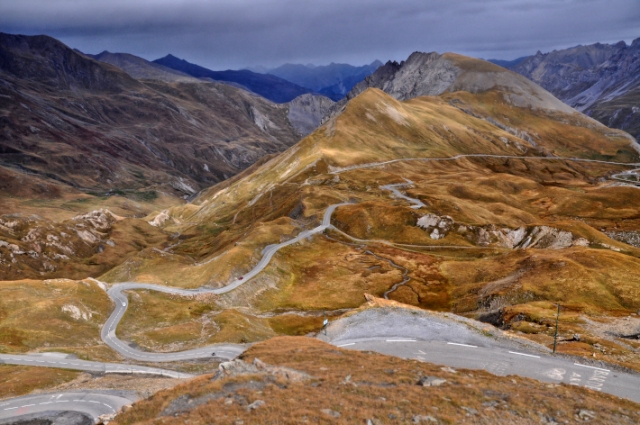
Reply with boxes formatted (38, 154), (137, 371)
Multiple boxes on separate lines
(319, 306), (550, 353)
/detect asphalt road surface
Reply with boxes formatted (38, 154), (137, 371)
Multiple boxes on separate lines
(332, 338), (640, 403)
(329, 153), (640, 174)
(381, 180), (426, 209)
(0, 392), (134, 423)
(0, 353), (193, 379)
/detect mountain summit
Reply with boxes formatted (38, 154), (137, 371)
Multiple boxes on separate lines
(327, 51), (576, 119)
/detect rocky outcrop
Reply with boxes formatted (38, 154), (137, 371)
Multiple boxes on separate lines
(605, 230), (640, 248)
(213, 357), (311, 382)
(0, 209), (166, 280)
(287, 93), (335, 136)
(0, 210), (117, 274)
(416, 213), (589, 249)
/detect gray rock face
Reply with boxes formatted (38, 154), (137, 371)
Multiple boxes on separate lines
(344, 52), (456, 102)
(510, 38), (640, 138)
(287, 93), (335, 136)
(416, 213), (589, 249)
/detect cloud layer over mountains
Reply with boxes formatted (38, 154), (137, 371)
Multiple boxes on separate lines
(1, 0), (638, 70)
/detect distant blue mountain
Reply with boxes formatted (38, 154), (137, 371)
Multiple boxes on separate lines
(267, 60), (383, 101)
(153, 55), (313, 103)
(487, 57), (528, 69)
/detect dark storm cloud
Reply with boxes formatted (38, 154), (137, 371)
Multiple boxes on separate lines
(1, 0), (639, 69)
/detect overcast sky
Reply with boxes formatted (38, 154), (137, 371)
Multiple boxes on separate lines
(1, 0), (639, 70)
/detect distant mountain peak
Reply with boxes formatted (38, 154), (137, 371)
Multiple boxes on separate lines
(267, 60), (383, 101)
(153, 55), (313, 103)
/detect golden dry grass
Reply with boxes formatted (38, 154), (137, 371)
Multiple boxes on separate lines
(0, 279), (118, 361)
(0, 365), (79, 400)
(118, 289), (276, 350)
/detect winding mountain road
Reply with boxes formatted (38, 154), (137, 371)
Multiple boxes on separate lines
(0, 392), (134, 423)
(100, 202), (353, 362)
(329, 153), (640, 175)
(0, 353), (193, 378)
(97, 155), (640, 362)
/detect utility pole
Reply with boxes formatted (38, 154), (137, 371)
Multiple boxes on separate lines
(323, 311), (328, 336)
(553, 303), (561, 354)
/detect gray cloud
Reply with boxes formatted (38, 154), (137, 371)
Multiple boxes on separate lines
(1, 0), (639, 69)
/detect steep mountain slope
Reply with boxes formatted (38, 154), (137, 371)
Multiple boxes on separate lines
(0, 32), (302, 196)
(88, 51), (201, 83)
(510, 39), (640, 138)
(99, 53), (640, 370)
(153, 54), (314, 103)
(268, 60), (382, 100)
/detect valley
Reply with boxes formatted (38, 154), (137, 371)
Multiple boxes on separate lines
(1, 29), (640, 425)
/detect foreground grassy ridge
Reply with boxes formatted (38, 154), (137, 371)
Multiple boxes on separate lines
(0, 279), (118, 361)
(0, 365), (79, 400)
(112, 337), (640, 425)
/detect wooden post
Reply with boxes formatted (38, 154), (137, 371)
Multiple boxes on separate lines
(553, 303), (561, 354)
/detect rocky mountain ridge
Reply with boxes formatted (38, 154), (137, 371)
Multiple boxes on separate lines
(88, 51), (202, 83)
(326, 50), (578, 121)
(509, 38), (640, 138)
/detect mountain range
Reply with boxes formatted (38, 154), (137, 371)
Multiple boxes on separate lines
(266, 60), (382, 101)
(153, 54), (314, 103)
(502, 39), (640, 139)
(87, 51), (201, 83)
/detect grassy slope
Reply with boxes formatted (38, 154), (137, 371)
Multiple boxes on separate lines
(0, 365), (79, 399)
(0, 279), (118, 361)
